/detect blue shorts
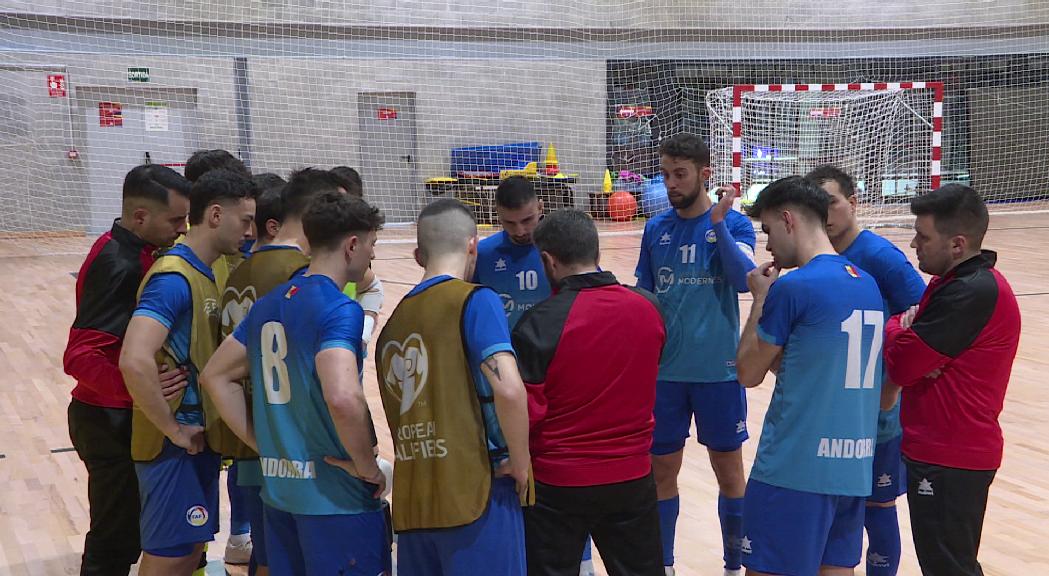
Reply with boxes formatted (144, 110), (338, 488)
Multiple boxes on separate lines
(397, 477), (525, 576)
(135, 440), (221, 556)
(869, 434), (907, 503)
(741, 480), (864, 575)
(264, 504), (390, 575)
(651, 379), (748, 454)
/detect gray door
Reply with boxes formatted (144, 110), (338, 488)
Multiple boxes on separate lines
(358, 93), (419, 223)
(77, 87), (200, 234)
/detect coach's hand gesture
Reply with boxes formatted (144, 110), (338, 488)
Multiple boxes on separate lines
(747, 261), (779, 298)
(711, 185), (739, 224)
(158, 364), (188, 401)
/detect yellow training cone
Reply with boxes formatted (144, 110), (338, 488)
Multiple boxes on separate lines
(603, 169), (613, 195)
(544, 144), (560, 176)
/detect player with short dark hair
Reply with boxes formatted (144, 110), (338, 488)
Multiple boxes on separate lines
(473, 176), (551, 328)
(514, 209), (666, 576)
(119, 170), (257, 576)
(65, 164), (192, 576)
(203, 191), (389, 575)
(330, 166), (364, 198)
(250, 173), (287, 250)
(883, 185), (1020, 576)
(374, 198), (531, 575)
(185, 150), (251, 184)
(806, 165), (926, 576)
(637, 133), (756, 576)
(737, 176), (885, 576)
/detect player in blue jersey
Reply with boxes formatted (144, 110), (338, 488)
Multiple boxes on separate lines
(473, 176), (552, 328)
(635, 134), (756, 576)
(202, 191), (390, 575)
(120, 170), (257, 576)
(737, 176), (885, 576)
(806, 165), (926, 576)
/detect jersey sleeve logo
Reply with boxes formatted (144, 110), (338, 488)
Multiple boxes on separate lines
(382, 333), (430, 415)
(221, 285), (257, 330)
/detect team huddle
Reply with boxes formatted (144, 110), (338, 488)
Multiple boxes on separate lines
(64, 135), (1020, 576)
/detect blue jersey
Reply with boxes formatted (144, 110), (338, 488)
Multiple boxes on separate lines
(473, 231), (551, 328)
(753, 255), (884, 496)
(233, 273), (381, 516)
(406, 275), (514, 463)
(635, 208), (756, 383)
(841, 230), (926, 443)
(133, 243), (214, 427)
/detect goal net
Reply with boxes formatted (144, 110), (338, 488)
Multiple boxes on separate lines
(706, 83), (940, 226)
(2, 4), (1049, 245)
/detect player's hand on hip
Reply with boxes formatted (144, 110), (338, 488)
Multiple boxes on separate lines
(158, 364), (188, 401)
(711, 186), (739, 224)
(323, 456), (360, 477)
(324, 456), (387, 499)
(900, 304), (920, 329)
(747, 261), (779, 297)
(170, 424), (205, 455)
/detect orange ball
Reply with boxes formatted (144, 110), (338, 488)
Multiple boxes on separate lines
(608, 190), (638, 222)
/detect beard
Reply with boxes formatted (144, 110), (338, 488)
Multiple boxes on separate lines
(669, 187), (702, 210)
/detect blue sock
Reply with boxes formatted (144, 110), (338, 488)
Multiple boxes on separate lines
(582, 536), (593, 561)
(864, 505), (901, 576)
(718, 495), (744, 570)
(657, 496), (680, 566)
(227, 462), (251, 536)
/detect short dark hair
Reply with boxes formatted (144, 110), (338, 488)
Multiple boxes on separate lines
(330, 166), (363, 198)
(302, 191), (384, 252)
(252, 173), (287, 233)
(122, 164), (191, 207)
(658, 133), (710, 169)
(805, 165), (857, 199)
(188, 169), (259, 226)
(418, 197), (474, 222)
(910, 184), (989, 246)
(284, 167), (348, 219)
(495, 176), (538, 210)
(746, 176), (831, 225)
(185, 149), (251, 183)
(533, 209), (599, 267)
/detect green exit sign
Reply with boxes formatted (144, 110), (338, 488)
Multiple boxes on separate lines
(128, 67), (150, 82)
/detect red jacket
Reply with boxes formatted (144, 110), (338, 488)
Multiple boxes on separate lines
(884, 251), (1020, 470)
(64, 221), (156, 409)
(511, 271), (666, 487)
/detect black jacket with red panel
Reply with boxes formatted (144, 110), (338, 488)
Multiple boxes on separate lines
(64, 220), (157, 409)
(884, 250), (1020, 470)
(511, 271), (666, 487)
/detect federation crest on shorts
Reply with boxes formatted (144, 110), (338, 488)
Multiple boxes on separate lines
(185, 505), (208, 527)
(382, 333), (430, 415)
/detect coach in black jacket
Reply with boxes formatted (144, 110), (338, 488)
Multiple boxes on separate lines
(512, 209), (666, 576)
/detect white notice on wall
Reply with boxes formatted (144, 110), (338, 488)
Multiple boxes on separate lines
(145, 102), (169, 132)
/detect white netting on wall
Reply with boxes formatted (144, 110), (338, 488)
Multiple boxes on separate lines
(706, 86), (936, 225)
(1, 2), (1049, 244)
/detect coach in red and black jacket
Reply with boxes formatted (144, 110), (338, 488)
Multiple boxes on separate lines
(883, 184), (1020, 576)
(63, 165), (190, 576)
(511, 209), (666, 576)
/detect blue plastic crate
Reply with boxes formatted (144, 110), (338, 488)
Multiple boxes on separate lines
(450, 142), (542, 178)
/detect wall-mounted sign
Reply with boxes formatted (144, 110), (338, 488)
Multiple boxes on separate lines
(128, 67), (150, 82)
(47, 74), (66, 97)
(99, 102), (123, 127)
(377, 108), (398, 120)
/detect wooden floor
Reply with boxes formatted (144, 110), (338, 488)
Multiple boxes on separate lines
(1, 213), (1047, 575)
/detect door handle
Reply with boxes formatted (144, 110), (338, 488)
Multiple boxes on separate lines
(400, 154), (412, 162)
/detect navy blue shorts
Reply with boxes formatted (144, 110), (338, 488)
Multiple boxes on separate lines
(869, 434), (907, 503)
(651, 380), (748, 454)
(397, 477), (525, 576)
(741, 479), (865, 575)
(264, 504), (389, 575)
(240, 484), (267, 566)
(135, 440), (221, 556)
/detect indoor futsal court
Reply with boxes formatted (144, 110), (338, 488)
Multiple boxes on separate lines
(2, 1), (1049, 575)
(1, 215), (1047, 575)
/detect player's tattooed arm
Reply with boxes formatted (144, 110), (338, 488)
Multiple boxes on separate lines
(481, 352), (532, 503)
